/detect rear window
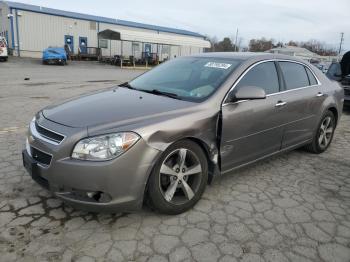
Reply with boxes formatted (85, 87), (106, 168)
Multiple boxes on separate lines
(279, 62), (309, 90)
(305, 67), (318, 85)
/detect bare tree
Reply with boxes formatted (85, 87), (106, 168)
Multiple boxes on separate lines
(287, 40), (298, 47)
(249, 38), (274, 52)
(214, 37), (237, 52)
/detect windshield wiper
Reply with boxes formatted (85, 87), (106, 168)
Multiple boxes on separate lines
(119, 84), (182, 100)
(138, 89), (182, 100)
(118, 82), (135, 89)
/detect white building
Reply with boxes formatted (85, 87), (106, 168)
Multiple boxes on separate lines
(0, 1), (210, 60)
(266, 45), (337, 63)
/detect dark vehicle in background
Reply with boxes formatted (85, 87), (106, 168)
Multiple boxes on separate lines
(326, 51), (350, 106)
(315, 64), (328, 74)
(42, 47), (67, 65)
(23, 53), (344, 214)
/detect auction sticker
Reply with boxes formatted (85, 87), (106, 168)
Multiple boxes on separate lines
(204, 62), (232, 69)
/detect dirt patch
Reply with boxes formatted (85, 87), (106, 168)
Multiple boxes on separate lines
(23, 82), (58, 86)
(30, 96), (50, 99)
(87, 80), (119, 83)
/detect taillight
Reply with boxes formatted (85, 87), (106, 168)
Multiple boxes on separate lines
(0, 42), (5, 48)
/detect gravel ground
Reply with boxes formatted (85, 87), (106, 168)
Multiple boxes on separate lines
(0, 58), (349, 262)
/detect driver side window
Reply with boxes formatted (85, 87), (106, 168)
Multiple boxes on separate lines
(235, 62), (280, 95)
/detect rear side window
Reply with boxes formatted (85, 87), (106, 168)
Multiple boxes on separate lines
(305, 67), (318, 85)
(235, 61), (279, 94)
(279, 62), (309, 90)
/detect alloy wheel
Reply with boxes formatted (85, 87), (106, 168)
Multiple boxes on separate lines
(318, 116), (334, 149)
(159, 148), (203, 205)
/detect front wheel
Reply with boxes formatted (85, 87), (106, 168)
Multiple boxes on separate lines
(305, 110), (335, 154)
(147, 140), (208, 215)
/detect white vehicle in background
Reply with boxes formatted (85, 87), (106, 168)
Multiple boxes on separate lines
(0, 37), (8, 62)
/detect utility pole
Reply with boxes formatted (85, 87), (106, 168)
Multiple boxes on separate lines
(234, 28), (239, 52)
(338, 32), (344, 55)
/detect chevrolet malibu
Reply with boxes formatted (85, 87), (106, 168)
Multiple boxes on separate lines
(23, 53), (344, 214)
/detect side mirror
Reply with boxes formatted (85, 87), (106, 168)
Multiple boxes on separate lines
(228, 86), (266, 102)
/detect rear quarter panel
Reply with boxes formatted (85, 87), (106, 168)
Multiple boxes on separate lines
(313, 67), (344, 122)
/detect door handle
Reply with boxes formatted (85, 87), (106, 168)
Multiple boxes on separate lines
(316, 92), (324, 97)
(275, 101), (287, 107)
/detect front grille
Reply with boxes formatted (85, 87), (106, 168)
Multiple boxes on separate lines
(35, 122), (64, 144)
(31, 147), (52, 165)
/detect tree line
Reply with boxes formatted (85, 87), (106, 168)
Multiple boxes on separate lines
(207, 36), (338, 56)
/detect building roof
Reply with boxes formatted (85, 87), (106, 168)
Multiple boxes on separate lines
(2, 1), (205, 38)
(268, 46), (318, 57)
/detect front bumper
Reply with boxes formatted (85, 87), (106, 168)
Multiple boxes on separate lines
(23, 115), (161, 212)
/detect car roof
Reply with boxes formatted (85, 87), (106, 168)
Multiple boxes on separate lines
(192, 52), (307, 63)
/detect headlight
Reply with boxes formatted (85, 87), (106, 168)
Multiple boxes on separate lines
(71, 132), (140, 161)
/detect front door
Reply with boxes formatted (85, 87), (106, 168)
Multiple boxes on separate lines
(64, 35), (74, 53)
(79, 37), (88, 54)
(220, 61), (285, 172)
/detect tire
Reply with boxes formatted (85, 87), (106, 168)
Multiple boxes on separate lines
(304, 110), (336, 154)
(147, 140), (208, 215)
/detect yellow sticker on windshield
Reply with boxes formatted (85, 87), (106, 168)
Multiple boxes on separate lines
(205, 62), (232, 69)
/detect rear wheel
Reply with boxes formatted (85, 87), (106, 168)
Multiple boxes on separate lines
(147, 140), (208, 215)
(305, 111), (335, 154)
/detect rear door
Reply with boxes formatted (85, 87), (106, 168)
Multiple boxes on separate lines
(277, 61), (326, 148)
(220, 61), (285, 171)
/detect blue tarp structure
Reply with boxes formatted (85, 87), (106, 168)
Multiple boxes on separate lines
(42, 47), (67, 64)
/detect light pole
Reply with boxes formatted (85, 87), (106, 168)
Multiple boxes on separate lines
(338, 32), (344, 55)
(234, 28), (239, 52)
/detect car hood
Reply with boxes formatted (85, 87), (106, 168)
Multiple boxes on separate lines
(42, 88), (195, 128)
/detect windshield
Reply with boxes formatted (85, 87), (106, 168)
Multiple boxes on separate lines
(129, 57), (242, 102)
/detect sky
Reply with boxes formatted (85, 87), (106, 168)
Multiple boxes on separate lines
(8, 0), (350, 51)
